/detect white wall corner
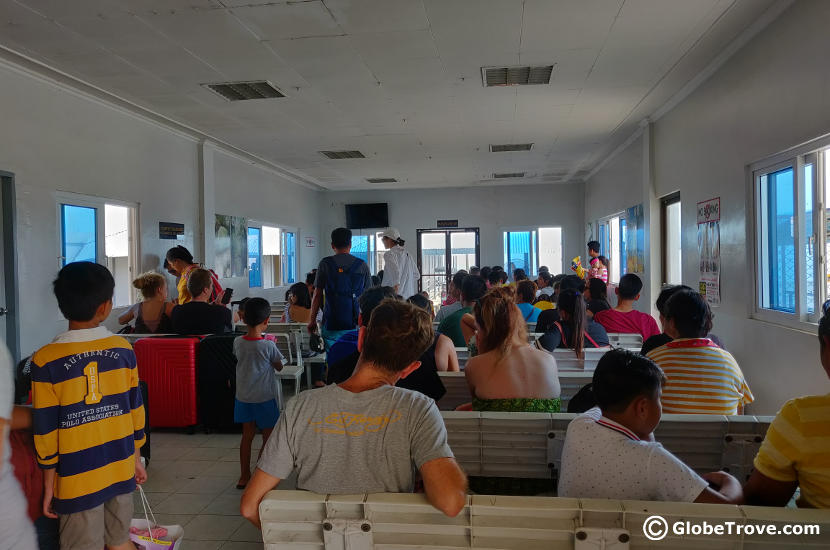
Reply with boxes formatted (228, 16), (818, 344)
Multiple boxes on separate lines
(642, 122), (661, 316)
(199, 140), (216, 267)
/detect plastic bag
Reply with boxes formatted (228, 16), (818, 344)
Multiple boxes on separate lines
(130, 486), (184, 550)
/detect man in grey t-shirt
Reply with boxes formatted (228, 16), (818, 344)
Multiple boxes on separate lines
(242, 300), (468, 526)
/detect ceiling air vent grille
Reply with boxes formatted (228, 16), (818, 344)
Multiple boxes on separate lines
(319, 150), (366, 159)
(203, 80), (285, 101)
(490, 143), (534, 152)
(366, 178), (397, 184)
(492, 172), (526, 179)
(483, 65), (553, 87)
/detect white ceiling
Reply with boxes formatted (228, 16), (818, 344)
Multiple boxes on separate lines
(0, 0), (778, 190)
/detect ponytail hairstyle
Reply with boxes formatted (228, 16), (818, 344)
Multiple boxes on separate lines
(165, 245), (194, 264)
(557, 288), (587, 359)
(474, 286), (526, 360)
(132, 271), (166, 300)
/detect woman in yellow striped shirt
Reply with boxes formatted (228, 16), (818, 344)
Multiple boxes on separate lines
(646, 289), (753, 415)
(743, 311), (830, 508)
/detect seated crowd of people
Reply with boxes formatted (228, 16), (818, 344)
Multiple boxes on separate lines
(1, 232), (826, 550)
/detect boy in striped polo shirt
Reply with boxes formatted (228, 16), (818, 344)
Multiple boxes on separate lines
(32, 262), (147, 550)
(743, 310), (830, 508)
(647, 289), (752, 415)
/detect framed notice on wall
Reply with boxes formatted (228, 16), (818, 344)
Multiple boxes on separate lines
(697, 197), (721, 306)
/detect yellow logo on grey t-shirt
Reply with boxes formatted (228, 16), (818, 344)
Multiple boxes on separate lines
(308, 410), (402, 436)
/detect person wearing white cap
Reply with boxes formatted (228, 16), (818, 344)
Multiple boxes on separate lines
(380, 228), (420, 299)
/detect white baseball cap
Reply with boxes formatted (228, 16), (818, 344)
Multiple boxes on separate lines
(381, 228), (401, 241)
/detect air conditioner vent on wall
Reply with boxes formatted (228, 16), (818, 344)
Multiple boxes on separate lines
(203, 80), (285, 101)
(482, 65), (554, 87)
(490, 143), (534, 152)
(319, 150), (366, 159)
(366, 178), (397, 184)
(492, 172), (526, 179)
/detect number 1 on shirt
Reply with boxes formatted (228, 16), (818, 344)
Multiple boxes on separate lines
(84, 362), (102, 404)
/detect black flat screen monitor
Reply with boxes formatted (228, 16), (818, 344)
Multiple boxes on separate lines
(345, 203), (389, 229)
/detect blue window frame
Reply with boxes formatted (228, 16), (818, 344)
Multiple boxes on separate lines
(759, 167), (796, 313)
(60, 204), (97, 266)
(248, 226), (262, 288)
(282, 231), (296, 284)
(503, 230), (537, 275)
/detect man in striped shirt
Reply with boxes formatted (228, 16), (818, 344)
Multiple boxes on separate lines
(743, 311), (830, 509)
(647, 289), (753, 415)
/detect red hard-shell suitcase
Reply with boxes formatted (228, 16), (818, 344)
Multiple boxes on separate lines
(134, 337), (199, 428)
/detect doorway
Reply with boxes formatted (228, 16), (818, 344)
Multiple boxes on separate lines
(1, 172), (20, 361)
(416, 228), (480, 304)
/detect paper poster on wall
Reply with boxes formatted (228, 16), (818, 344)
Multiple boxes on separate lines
(697, 197), (721, 306)
(215, 214), (247, 278)
(625, 203), (645, 274)
(305, 237), (317, 248)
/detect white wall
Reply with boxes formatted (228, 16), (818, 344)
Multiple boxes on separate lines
(212, 149), (321, 301)
(320, 183), (585, 275)
(584, 0), (830, 414)
(0, 58), (320, 357)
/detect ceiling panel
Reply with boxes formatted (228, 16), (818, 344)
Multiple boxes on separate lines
(0, 0), (777, 190)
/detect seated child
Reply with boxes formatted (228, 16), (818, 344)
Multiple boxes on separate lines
(593, 273), (660, 339)
(743, 309), (830, 508)
(558, 349), (742, 503)
(171, 268), (232, 334)
(31, 262), (146, 550)
(234, 298), (284, 489)
(647, 289), (752, 415)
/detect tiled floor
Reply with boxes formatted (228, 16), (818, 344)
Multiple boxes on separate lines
(134, 430), (296, 550)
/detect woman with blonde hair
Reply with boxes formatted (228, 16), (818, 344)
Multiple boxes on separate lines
(118, 271), (175, 333)
(463, 286), (561, 412)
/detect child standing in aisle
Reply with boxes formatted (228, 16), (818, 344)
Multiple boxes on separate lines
(31, 262), (147, 550)
(234, 298), (284, 489)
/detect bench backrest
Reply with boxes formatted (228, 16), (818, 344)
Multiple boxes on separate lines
(260, 491), (830, 549)
(441, 411), (774, 483)
(437, 372), (592, 412)
(607, 332), (644, 348)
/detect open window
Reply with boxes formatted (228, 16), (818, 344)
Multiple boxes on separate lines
(58, 195), (137, 307)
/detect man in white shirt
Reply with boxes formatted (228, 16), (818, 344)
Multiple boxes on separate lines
(558, 349), (743, 504)
(380, 228), (420, 299)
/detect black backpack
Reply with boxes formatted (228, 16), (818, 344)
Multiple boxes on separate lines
(567, 383), (596, 413)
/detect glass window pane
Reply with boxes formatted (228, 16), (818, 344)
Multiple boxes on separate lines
(506, 231), (532, 274)
(351, 235), (370, 266)
(61, 204), (96, 265)
(282, 231), (296, 284)
(666, 202), (682, 285)
(105, 204), (133, 307)
(610, 217), (621, 284)
(538, 227), (562, 274)
(450, 232), (476, 273)
(620, 218), (627, 276)
(262, 226), (280, 255)
(760, 167), (796, 313)
(804, 162), (815, 314)
(248, 227), (262, 288)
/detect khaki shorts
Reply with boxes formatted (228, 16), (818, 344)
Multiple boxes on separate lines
(59, 492), (133, 550)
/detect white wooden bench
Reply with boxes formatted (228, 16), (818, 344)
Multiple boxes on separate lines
(607, 332), (644, 349)
(441, 411), (774, 483)
(260, 491), (830, 550)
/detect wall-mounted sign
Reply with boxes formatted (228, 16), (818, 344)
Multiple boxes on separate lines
(697, 197), (720, 224)
(159, 222), (184, 240)
(437, 219), (459, 228)
(305, 237), (317, 248)
(697, 197), (721, 306)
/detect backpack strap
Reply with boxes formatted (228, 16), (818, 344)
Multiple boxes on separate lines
(554, 321), (567, 347)
(583, 330), (600, 348)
